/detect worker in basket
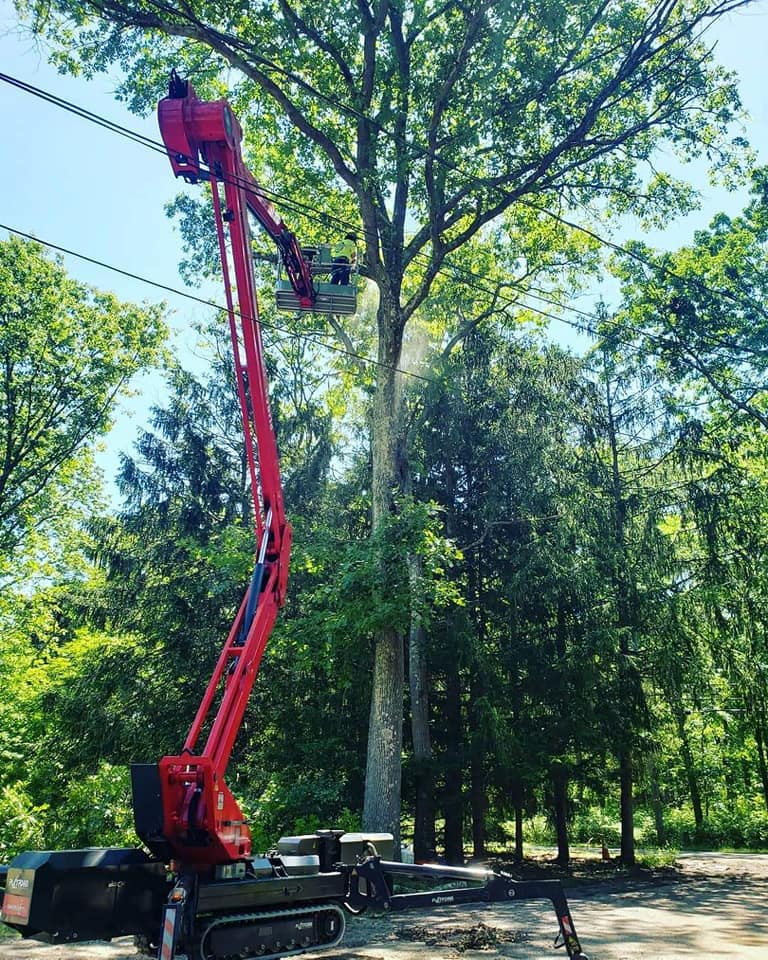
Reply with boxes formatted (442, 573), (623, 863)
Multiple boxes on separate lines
(331, 231), (358, 285)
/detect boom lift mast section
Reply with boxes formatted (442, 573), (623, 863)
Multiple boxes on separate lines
(140, 73), (305, 866)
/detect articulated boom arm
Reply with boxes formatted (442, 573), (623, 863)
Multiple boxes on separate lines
(142, 75), (301, 866)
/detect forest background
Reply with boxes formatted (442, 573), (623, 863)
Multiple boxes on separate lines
(2, 0), (768, 871)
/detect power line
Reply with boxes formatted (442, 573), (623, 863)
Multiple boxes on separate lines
(0, 75), (682, 375)
(2, 216), (603, 395)
(258, 178), (601, 326)
(121, 5), (759, 319)
(0, 221), (440, 384)
(3, 68), (758, 372)
(259, 19), (765, 324)
(3, 9), (757, 331)
(0, 69), (610, 331)
(0, 70), (604, 343)
(0, 71), (170, 158)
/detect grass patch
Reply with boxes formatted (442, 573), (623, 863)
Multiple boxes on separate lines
(636, 847), (679, 869)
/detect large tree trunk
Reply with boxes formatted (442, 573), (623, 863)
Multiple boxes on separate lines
(362, 305), (406, 845)
(604, 361), (638, 868)
(363, 624), (405, 846)
(470, 738), (486, 859)
(469, 672), (487, 860)
(619, 746), (635, 865)
(409, 555), (435, 861)
(512, 778), (524, 863)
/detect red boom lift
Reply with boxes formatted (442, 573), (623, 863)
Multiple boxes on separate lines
(0, 74), (588, 960)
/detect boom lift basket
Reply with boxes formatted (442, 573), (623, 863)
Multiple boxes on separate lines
(275, 243), (358, 315)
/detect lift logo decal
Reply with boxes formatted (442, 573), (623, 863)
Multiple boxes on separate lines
(1, 869), (34, 924)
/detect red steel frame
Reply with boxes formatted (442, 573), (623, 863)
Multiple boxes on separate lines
(155, 77), (306, 865)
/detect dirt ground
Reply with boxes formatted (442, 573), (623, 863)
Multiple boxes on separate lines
(1, 853), (766, 960)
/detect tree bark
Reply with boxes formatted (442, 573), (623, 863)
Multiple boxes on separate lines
(604, 356), (637, 867)
(619, 746), (635, 865)
(362, 300), (407, 844)
(512, 778), (524, 863)
(363, 623), (404, 848)
(469, 668), (487, 859)
(469, 544), (487, 860)
(470, 723), (487, 859)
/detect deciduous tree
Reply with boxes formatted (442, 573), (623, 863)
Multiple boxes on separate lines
(0, 235), (166, 581)
(16, 0), (756, 837)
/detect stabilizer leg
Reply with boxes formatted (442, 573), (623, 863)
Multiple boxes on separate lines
(345, 859), (589, 959)
(547, 884), (587, 959)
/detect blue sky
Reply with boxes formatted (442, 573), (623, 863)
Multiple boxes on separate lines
(1, 0), (767, 487)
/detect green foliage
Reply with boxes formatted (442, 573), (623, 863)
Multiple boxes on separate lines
(567, 806), (660, 848)
(518, 815), (556, 846)
(42, 764), (136, 851)
(663, 803), (768, 850)
(9, 0), (761, 852)
(3, 148), (768, 865)
(0, 590), (148, 851)
(0, 784), (47, 860)
(636, 848), (680, 868)
(244, 775), (361, 854)
(0, 235), (167, 581)
(569, 807), (623, 847)
(605, 167), (768, 427)
(0, 763), (135, 857)
(293, 497), (461, 644)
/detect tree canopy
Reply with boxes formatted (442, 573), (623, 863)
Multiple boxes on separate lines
(0, 235), (166, 583)
(5, 0), (766, 855)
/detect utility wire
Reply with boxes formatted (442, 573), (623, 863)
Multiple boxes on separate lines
(254, 180), (601, 324)
(0, 71), (170, 158)
(94, 2), (758, 322)
(3, 11), (757, 330)
(2, 70), (760, 368)
(0, 69), (589, 332)
(0, 221), (441, 384)
(1, 217), (601, 389)
(0, 70), (652, 326)
(5, 216), (667, 427)
(248, 22), (766, 324)
(0, 70), (604, 342)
